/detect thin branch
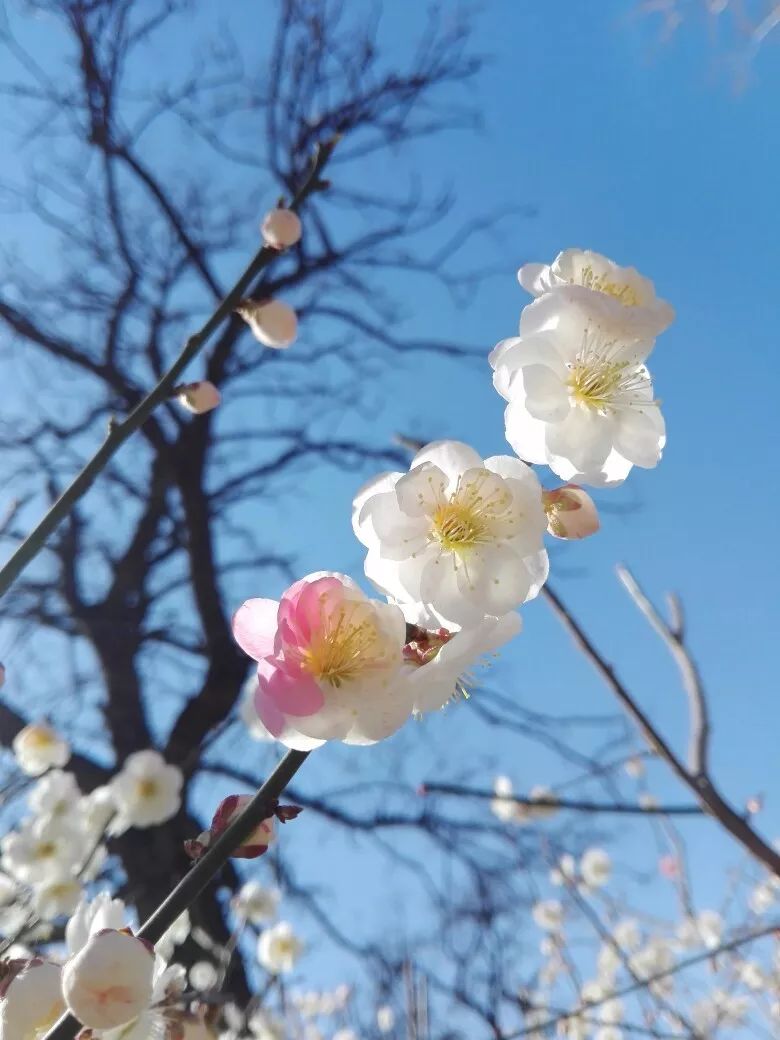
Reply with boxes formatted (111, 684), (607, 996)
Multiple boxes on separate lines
(0, 136), (338, 598)
(542, 581), (780, 878)
(421, 782), (704, 817)
(616, 564), (710, 776)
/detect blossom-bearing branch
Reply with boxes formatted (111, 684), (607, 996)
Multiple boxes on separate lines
(43, 748), (310, 1040)
(0, 137), (338, 600)
(421, 782), (703, 816)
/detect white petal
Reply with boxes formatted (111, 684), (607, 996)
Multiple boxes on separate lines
(545, 407), (615, 473)
(410, 440), (482, 483)
(517, 262), (549, 296)
(503, 400), (549, 465)
(395, 463), (448, 517)
(520, 363), (571, 421)
(613, 406), (665, 468)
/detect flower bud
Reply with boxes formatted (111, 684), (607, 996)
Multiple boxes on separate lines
(542, 484), (600, 540)
(12, 722), (70, 776)
(237, 299), (297, 349)
(185, 794), (275, 861)
(177, 380), (221, 415)
(0, 960), (65, 1038)
(261, 208), (302, 249)
(62, 928), (155, 1029)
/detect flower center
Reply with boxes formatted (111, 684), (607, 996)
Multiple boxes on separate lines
(300, 603), (384, 688)
(137, 779), (159, 800)
(430, 474), (512, 555)
(35, 841), (57, 858)
(567, 332), (654, 414)
(576, 264), (641, 307)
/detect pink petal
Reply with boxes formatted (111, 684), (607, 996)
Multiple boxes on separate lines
(232, 599), (280, 661)
(278, 575), (343, 647)
(258, 657), (324, 718)
(254, 683), (286, 737)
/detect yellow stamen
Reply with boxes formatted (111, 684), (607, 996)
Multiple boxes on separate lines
(299, 601), (385, 688)
(577, 263), (641, 307)
(430, 473), (513, 556)
(136, 779), (159, 800)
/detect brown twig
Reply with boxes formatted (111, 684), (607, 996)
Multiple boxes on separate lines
(542, 581), (780, 879)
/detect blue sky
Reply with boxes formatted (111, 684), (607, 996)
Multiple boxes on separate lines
(2, 0), (780, 1028)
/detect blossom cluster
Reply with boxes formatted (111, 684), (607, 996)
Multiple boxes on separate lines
(233, 247), (673, 751)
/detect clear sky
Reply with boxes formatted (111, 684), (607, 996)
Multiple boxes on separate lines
(3, 0), (780, 1029)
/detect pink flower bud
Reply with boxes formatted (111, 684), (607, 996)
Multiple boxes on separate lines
(261, 208), (302, 249)
(542, 485), (600, 540)
(177, 380), (221, 415)
(237, 299), (297, 349)
(185, 794), (275, 861)
(62, 929), (155, 1029)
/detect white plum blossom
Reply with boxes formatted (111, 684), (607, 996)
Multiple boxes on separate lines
(376, 1005), (395, 1033)
(490, 779), (558, 825)
(692, 990), (749, 1032)
(62, 928), (155, 1029)
(2, 817), (82, 884)
(233, 880), (280, 924)
(490, 775), (520, 823)
(613, 918), (641, 952)
(190, 960), (219, 991)
(28, 769), (81, 819)
(109, 750), (183, 833)
(66, 892), (129, 956)
(518, 248), (674, 340)
(749, 879), (776, 914)
(0, 960), (65, 1039)
(597, 943), (621, 984)
(31, 874), (82, 920)
(78, 785), (117, 838)
(738, 960), (765, 990)
(257, 920), (304, 974)
(549, 853), (577, 887)
(12, 722), (70, 776)
(532, 900), (564, 932)
(676, 909), (723, 950)
(490, 297), (665, 487)
(629, 938), (675, 987)
(580, 847), (611, 889)
(353, 440), (548, 627)
(594, 1028), (623, 1040)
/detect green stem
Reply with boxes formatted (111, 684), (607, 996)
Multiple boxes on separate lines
(0, 137), (338, 599)
(44, 748), (310, 1040)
